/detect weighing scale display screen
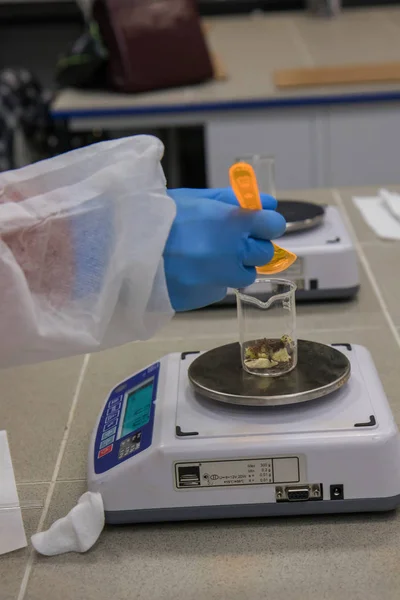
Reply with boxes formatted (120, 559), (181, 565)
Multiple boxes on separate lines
(120, 378), (154, 439)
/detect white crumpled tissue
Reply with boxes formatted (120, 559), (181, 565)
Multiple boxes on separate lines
(353, 189), (400, 240)
(31, 492), (104, 556)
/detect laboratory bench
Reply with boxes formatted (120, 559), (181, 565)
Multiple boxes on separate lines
(52, 6), (400, 189)
(2, 185), (400, 600)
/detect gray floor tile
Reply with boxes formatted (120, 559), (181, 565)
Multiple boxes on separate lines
(362, 243), (400, 327)
(0, 357), (84, 483)
(24, 482), (400, 600)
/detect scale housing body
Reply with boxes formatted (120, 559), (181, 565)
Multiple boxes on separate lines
(88, 344), (400, 524)
(221, 206), (359, 303)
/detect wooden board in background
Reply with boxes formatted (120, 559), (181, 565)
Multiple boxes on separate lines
(202, 21), (228, 80)
(274, 62), (400, 88)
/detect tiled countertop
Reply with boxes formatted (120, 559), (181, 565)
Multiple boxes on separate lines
(3, 186), (400, 600)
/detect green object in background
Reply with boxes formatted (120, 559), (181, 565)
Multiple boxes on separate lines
(55, 20), (108, 89)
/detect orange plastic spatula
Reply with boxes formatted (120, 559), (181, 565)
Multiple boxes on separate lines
(229, 162), (297, 275)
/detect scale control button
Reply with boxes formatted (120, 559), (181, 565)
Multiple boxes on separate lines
(106, 411), (119, 421)
(105, 413), (119, 424)
(98, 444), (113, 459)
(119, 447), (134, 459)
(100, 436), (114, 449)
(110, 396), (122, 406)
(104, 417), (118, 429)
(118, 432), (142, 460)
(101, 426), (117, 441)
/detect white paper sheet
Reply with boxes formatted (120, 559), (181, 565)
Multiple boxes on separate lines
(353, 195), (400, 240)
(380, 189), (400, 223)
(0, 431), (27, 555)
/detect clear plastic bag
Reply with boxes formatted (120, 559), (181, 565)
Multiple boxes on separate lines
(0, 135), (176, 367)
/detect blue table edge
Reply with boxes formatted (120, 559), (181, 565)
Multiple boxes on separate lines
(52, 89), (400, 120)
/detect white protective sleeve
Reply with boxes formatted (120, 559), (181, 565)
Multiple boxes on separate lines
(0, 135), (177, 368)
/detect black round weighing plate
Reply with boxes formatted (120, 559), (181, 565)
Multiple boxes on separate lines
(277, 200), (325, 233)
(188, 340), (351, 407)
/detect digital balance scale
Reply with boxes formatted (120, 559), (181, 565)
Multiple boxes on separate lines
(88, 341), (400, 524)
(221, 200), (360, 304)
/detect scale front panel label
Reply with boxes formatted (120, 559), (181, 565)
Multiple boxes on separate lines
(174, 457), (301, 490)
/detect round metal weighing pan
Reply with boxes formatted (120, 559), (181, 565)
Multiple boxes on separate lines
(188, 340), (351, 407)
(277, 200), (325, 234)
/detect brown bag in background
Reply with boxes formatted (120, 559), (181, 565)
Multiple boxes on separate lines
(92, 0), (214, 94)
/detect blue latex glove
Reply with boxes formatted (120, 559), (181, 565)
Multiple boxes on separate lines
(164, 187), (286, 311)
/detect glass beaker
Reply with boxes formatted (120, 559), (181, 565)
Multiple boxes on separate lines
(236, 278), (297, 377)
(235, 155), (276, 197)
